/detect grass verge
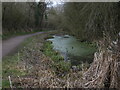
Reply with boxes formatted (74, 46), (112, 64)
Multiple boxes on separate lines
(2, 36), (34, 88)
(2, 29), (48, 40)
(42, 41), (97, 76)
(43, 41), (71, 76)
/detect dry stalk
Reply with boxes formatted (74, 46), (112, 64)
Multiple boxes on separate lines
(8, 76), (12, 89)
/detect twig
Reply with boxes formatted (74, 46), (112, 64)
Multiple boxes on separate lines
(8, 76), (12, 89)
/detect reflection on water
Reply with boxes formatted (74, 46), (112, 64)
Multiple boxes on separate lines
(47, 35), (96, 65)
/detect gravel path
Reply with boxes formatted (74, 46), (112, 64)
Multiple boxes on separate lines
(2, 32), (44, 58)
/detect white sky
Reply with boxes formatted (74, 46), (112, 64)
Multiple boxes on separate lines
(1, 0), (119, 2)
(35, 0), (119, 2)
(35, 0), (63, 7)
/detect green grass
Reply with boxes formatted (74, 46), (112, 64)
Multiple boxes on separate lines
(43, 41), (71, 75)
(2, 80), (10, 88)
(42, 41), (97, 75)
(43, 41), (64, 61)
(2, 36), (35, 88)
(2, 30), (38, 40)
(0, 34), (2, 39)
(2, 29), (52, 40)
(52, 61), (71, 74)
(2, 52), (27, 88)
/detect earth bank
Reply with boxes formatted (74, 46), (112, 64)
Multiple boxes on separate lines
(3, 31), (87, 88)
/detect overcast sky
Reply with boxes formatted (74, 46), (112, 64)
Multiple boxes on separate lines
(36, 0), (63, 6)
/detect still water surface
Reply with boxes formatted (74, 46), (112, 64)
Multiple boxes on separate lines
(48, 35), (96, 65)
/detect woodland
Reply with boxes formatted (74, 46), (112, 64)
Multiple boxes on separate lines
(2, 1), (120, 88)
